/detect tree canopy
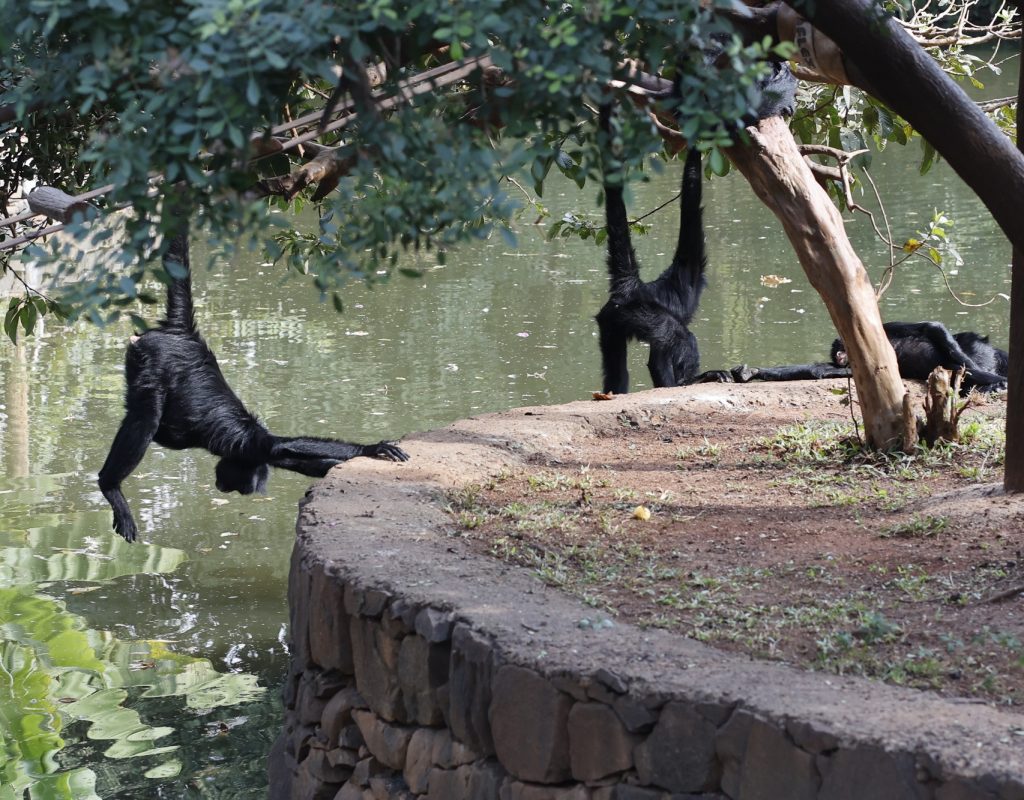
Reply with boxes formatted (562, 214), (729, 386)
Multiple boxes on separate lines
(1, 2), (1017, 312)
(0, 0), (792, 326)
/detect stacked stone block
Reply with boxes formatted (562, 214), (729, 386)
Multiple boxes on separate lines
(269, 547), (1024, 800)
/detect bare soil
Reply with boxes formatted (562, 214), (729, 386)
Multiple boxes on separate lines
(446, 382), (1024, 707)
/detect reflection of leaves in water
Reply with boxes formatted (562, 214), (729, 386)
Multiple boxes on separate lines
(0, 527), (189, 585)
(0, 586), (263, 799)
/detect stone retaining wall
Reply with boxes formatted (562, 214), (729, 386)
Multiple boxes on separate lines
(267, 390), (1024, 800)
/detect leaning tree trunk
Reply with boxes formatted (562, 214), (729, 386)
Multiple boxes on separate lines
(1007, 24), (1024, 492)
(782, 0), (1024, 489)
(726, 116), (906, 449)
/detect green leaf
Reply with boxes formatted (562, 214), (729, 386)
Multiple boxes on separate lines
(264, 50), (287, 70)
(4, 301), (21, 343)
(708, 147), (728, 177)
(919, 139), (937, 175)
(19, 302), (37, 335)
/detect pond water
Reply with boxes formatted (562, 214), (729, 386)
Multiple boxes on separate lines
(0, 127), (1012, 794)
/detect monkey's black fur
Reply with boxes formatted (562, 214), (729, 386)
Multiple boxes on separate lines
(728, 321), (1008, 395)
(98, 232), (408, 543)
(595, 108), (708, 394)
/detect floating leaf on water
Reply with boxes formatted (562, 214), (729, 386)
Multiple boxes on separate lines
(760, 274), (791, 287)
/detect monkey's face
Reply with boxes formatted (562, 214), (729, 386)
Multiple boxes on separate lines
(830, 337), (849, 367)
(215, 459), (269, 495)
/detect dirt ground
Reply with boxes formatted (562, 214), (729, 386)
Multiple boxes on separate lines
(446, 381), (1024, 707)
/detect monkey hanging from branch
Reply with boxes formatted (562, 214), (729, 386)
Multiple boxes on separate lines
(98, 228), (408, 542)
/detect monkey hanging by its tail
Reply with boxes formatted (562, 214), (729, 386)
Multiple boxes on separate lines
(595, 104), (709, 395)
(98, 229), (408, 543)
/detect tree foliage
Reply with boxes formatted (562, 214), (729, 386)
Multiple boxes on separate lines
(0, 0), (782, 326)
(0, 1), (1017, 332)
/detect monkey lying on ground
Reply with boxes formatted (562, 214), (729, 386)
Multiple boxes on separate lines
(725, 321), (1008, 395)
(98, 230), (408, 542)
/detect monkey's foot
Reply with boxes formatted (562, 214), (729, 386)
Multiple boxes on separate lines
(693, 370), (734, 384)
(113, 516), (138, 543)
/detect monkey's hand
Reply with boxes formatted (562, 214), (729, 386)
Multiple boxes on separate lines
(730, 365), (758, 383)
(975, 378), (1008, 394)
(367, 441), (410, 462)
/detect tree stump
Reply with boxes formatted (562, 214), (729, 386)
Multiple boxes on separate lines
(922, 367), (965, 446)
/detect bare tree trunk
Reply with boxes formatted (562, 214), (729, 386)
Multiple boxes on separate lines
(726, 116), (906, 449)
(777, 0), (1024, 482)
(1005, 22), (1024, 492)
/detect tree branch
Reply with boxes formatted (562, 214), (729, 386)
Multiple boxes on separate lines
(786, 0), (1024, 256)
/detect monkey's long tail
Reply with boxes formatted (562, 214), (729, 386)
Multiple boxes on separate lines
(161, 231), (197, 334)
(668, 146), (707, 321)
(599, 103), (642, 298)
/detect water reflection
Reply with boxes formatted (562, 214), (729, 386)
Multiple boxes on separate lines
(0, 584), (264, 799)
(0, 120), (1013, 795)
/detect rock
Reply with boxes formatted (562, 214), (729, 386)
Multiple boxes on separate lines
(634, 701), (719, 793)
(398, 633), (449, 725)
(320, 688), (367, 747)
(404, 728), (446, 794)
(568, 702), (637, 781)
(351, 756), (390, 788)
(612, 696), (659, 734)
(352, 709), (416, 771)
(732, 719), (818, 800)
(415, 607), (454, 642)
(350, 616), (404, 721)
(490, 665), (572, 783)
(309, 569), (355, 673)
(447, 624), (497, 755)
(500, 781), (592, 799)
(818, 747), (930, 800)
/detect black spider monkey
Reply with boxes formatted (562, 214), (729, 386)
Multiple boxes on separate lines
(594, 105), (708, 394)
(594, 55), (797, 394)
(728, 320), (1008, 395)
(98, 228), (409, 543)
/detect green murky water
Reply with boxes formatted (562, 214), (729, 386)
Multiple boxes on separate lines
(0, 131), (1012, 796)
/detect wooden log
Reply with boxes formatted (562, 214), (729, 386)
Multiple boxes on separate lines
(26, 187), (97, 224)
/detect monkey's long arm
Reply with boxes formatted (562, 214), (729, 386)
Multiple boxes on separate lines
(98, 393), (164, 543)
